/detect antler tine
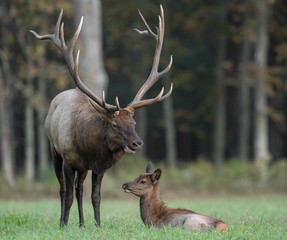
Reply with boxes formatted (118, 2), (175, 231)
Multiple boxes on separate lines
(59, 22), (67, 51)
(29, 9), (63, 48)
(66, 16), (83, 70)
(30, 10), (117, 113)
(158, 55), (173, 78)
(73, 24), (115, 110)
(135, 9), (157, 40)
(127, 5), (173, 111)
(160, 82), (173, 101)
(54, 9), (63, 42)
(102, 91), (107, 109)
(115, 97), (121, 110)
(74, 50), (105, 107)
(129, 83), (173, 110)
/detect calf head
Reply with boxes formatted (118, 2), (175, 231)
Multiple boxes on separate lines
(122, 162), (162, 197)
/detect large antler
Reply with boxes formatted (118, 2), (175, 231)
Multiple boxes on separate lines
(29, 9), (118, 113)
(127, 5), (173, 111)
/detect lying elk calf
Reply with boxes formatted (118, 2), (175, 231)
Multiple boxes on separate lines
(122, 163), (228, 231)
(30, 5), (172, 227)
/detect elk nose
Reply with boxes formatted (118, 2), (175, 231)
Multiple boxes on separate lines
(132, 139), (143, 150)
(122, 184), (127, 190)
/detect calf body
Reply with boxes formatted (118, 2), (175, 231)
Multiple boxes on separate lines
(122, 163), (227, 231)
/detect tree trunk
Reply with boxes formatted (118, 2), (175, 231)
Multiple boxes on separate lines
(238, 3), (252, 162)
(162, 0), (177, 167)
(37, 50), (49, 175)
(0, 67), (15, 186)
(254, 0), (270, 185)
(163, 79), (177, 168)
(25, 58), (35, 181)
(0, 2), (15, 185)
(73, 0), (109, 96)
(213, 0), (227, 168)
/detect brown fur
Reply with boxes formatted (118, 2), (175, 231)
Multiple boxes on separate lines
(32, 6), (172, 229)
(122, 163), (228, 231)
(46, 89), (143, 228)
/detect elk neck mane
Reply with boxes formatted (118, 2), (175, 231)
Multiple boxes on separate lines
(70, 91), (125, 171)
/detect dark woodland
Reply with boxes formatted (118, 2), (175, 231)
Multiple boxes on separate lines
(0, 0), (287, 192)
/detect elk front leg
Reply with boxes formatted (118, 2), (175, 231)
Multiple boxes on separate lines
(75, 170), (88, 227)
(91, 172), (104, 227)
(62, 163), (76, 227)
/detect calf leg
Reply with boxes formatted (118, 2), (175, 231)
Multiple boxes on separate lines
(91, 172), (104, 227)
(51, 146), (65, 227)
(62, 163), (76, 227)
(75, 170), (88, 227)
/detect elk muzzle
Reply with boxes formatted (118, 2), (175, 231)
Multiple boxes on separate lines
(124, 137), (143, 154)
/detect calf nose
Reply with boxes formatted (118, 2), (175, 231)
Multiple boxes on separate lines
(122, 184), (127, 190)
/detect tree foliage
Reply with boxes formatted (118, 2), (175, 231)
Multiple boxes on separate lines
(1, 0), (287, 181)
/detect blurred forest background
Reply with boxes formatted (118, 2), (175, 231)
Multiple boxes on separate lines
(0, 0), (287, 198)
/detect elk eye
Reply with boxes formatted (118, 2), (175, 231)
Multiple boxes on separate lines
(140, 180), (146, 184)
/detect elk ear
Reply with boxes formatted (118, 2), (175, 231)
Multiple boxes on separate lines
(151, 168), (162, 183)
(146, 162), (153, 173)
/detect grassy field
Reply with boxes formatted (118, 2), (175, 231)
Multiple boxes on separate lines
(0, 195), (286, 239)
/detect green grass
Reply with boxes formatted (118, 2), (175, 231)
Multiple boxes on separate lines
(0, 196), (286, 239)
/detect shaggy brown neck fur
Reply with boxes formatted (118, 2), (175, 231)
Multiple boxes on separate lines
(139, 183), (168, 227)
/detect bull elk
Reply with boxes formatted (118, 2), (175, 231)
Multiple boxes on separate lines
(30, 5), (172, 227)
(122, 162), (228, 231)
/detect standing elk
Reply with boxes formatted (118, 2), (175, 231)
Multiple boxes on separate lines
(122, 162), (228, 231)
(30, 5), (172, 227)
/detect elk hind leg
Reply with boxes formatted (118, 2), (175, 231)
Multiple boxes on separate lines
(75, 170), (88, 227)
(51, 146), (65, 226)
(62, 163), (76, 226)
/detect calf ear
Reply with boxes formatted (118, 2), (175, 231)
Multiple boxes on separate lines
(146, 162), (153, 173)
(151, 168), (162, 183)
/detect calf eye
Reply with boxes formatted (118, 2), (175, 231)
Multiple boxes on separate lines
(112, 122), (118, 129)
(140, 180), (146, 184)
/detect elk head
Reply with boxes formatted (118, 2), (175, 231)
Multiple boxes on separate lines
(30, 5), (173, 154)
(122, 162), (162, 197)
(98, 108), (142, 154)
